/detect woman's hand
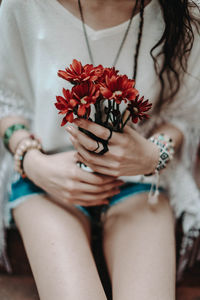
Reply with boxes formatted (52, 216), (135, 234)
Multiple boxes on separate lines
(67, 119), (160, 177)
(23, 149), (123, 207)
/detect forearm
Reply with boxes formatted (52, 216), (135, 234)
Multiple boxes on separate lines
(0, 115), (44, 184)
(0, 116), (30, 153)
(151, 122), (183, 153)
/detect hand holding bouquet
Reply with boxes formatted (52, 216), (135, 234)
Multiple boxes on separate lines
(55, 59), (155, 177)
(54, 60), (157, 213)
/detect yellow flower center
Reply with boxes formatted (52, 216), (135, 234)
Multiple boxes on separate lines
(133, 107), (139, 114)
(114, 90), (122, 96)
(80, 97), (87, 104)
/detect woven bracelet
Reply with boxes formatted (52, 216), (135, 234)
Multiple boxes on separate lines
(3, 124), (28, 151)
(149, 133), (175, 172)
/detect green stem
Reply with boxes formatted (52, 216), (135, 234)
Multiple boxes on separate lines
(94, 101), (102, 125)
(105, 100), (112, 125)
(122, 113), (131, 130)
(116, 103), (120, 131)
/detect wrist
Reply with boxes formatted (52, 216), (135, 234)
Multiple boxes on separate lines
(14, 134), (43, 179)
(23, 148), (44, 182)
(9, 129), (30, 153)
(146, 141), (160, 175)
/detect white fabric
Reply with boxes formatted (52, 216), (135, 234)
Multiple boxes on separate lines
(0, 0), (200, 260)
(191, 0), (200, 5)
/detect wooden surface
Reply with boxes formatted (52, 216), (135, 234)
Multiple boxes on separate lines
(0, 276), (39, 300)
(0, 275), (199, 300)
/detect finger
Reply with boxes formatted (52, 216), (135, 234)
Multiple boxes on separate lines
(123, 124), (134, 133)
(70, 129), (106, 155)
(75, 200), (109, 207)
(123, 124), (140, 139)
(69, 187), (121, 203)
(72, 164), (119, 185)
(73, 200), (109, 207)
(74, 118), (119, 144)
(70, 136), (101, 164)
(53, 195), (109, 207)
(75, 150), (120, 170)
(66, 125), (101, 152)
(76, 154), (121, 177)
(71, 137), (114, 168)
(67, 180), (124, 194)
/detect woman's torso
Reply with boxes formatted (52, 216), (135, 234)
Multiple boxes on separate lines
(13, 0), (164, 151)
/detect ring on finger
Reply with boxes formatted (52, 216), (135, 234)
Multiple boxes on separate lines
(92, 140), (100, 153)
(92, 140), (105, 154)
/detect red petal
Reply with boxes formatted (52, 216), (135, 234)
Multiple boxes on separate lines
(58, 70), (69, 81)
(71, 59), (82, 74)
(59, 110), (70, 115)
(78, 105), (86, 116)
(132, 117), (138, 124)
(55, 103), (66, 110)
(66, 112), (74, 123)
(62, 88), (71, 100)
(100, 87), (113, 99)
(61, 117), (67, 126)
(56, 95), (66, 103)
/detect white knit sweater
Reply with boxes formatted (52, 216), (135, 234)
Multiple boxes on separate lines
(0, 0), (200, 268)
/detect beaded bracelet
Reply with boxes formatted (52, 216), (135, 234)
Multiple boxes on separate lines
(149, 133), (175, 172)
(14, 135), (42, 179)
(3, 124), (29, 151)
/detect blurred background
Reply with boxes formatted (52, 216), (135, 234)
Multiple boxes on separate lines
(0, 0), (199, 299)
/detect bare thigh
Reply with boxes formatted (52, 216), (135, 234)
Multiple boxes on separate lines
(13, 195), (107, 300)
(103, 193), (176, 300)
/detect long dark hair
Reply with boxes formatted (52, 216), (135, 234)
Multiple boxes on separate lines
(147, 0), (199, 110)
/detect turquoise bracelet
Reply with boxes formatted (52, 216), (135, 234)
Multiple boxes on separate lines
(3, 124), (28, 150)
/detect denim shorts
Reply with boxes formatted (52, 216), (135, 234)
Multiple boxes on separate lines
(7, 173), (165, 226)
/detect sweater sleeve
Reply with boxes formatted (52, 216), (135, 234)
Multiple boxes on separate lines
(0, 0), (33, 121)
(0, 1), (35, 269)
(159, 24), (200, 170)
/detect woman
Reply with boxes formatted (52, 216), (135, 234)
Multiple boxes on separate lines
(0, 0), (199, 299)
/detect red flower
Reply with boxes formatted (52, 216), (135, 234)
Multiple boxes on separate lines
(72, 82), (100, 117)
(58, 59), (103, 84)
(55, 83), (100, 125)
(103, 67), (119, 78)
(84, 64), (104, 82)
(97, 67), (119, 84)
(55, 88), (77, 126)
(127, 95), (152, 124)
(100, 74), (138, 104)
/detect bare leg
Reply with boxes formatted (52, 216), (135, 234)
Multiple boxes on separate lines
(103, 193), (176, 300)
(13, 195), (107, 300)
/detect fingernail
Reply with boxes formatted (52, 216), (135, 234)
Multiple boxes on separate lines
(66, 125), (73, 132)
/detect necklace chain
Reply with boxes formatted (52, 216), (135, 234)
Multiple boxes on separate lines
(78, 0), (139, 67)
(78, 0), (145, 80)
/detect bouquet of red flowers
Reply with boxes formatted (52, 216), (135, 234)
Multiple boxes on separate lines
(55, 59), (152, 141)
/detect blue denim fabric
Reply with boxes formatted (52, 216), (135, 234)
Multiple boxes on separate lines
(9, 176), (165, 223)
